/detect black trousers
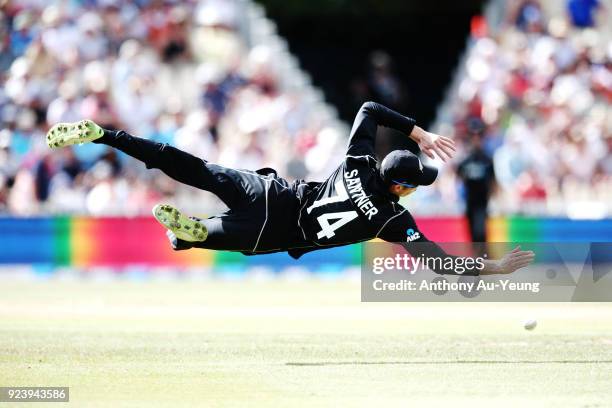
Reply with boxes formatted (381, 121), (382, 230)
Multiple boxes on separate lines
(97, 130), (304, 253)
(465, 201), (488, 242)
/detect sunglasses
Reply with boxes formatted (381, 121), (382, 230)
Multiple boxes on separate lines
(392, 180), (418, 189)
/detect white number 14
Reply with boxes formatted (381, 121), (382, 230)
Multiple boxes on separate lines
(307, 180), (358, 239)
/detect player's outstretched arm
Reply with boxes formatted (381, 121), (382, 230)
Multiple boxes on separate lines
(347, 101), (417, 157)
(480, 246), (535, 275)
(408, 125), (456, 162)
(386, 214), (535, 276)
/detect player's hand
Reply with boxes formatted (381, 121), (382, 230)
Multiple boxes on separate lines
(409, 126), (456, 162)
(494, 246), (535, 275)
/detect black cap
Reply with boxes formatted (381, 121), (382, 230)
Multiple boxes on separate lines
(379, 150), (438, 186)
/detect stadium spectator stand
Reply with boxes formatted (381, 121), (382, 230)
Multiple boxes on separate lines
(433, 0), (611, 218)
(0, 0), (344, 216)
(1, 0), (610, 219)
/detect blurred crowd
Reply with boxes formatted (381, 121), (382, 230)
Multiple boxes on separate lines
(0, 0), (343, 216)
(435, 0), (611, 217)
(1, 0), (611, 218)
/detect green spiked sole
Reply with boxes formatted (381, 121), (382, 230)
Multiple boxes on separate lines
(152, 204), (207, 242)
(46, 119), (104, 148)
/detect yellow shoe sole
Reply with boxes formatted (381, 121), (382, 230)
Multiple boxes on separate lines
(152, 204), (207, 242)
(46, 119), (104, 148)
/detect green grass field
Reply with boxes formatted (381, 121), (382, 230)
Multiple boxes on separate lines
(2, 278), (612, 407)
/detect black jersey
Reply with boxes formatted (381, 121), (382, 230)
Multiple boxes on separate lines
(288, 102), (478, 276)
(296, 154), (418, 246)
(290, 102), (427, 256)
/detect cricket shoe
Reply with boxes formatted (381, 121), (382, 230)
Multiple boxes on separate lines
(46, 119), (104, 148)
(152, 204), (207, 242)
(165, 230), (196, 251)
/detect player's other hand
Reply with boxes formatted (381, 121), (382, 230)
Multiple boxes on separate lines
(409, 126), (456, 162)
(495, 245), (535, 274)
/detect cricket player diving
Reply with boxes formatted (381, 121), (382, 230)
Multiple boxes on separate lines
(47, 102), (534, 275)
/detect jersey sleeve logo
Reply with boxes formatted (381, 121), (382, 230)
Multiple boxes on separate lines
(406, 228), (421, 242)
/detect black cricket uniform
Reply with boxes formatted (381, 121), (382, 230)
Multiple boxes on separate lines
(97, 102), (474, 275)
(457, 148), (495, 242)
(290, 102), (431, 258)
